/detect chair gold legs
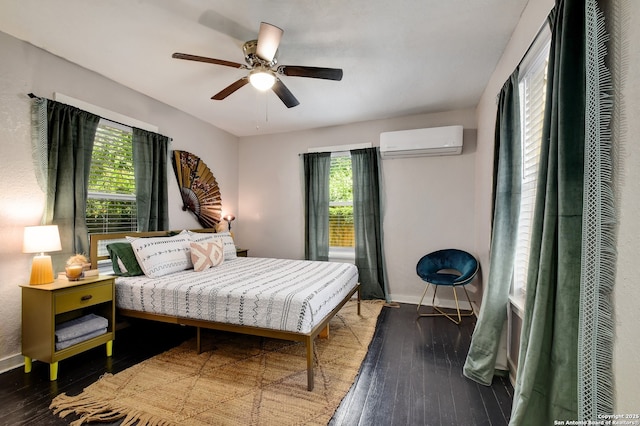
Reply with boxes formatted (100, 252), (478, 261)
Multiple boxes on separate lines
(417, 283), (475, 324)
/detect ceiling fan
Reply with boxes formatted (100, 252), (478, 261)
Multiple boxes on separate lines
(172, 22), (343, 108)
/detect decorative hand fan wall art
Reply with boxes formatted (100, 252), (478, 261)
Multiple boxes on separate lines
(172, 150), (222, 228)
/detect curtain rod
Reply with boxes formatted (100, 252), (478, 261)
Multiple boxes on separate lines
(28, 92), (134, 130)
(28, 92), (132, 128)
(27, 92), (172, 141)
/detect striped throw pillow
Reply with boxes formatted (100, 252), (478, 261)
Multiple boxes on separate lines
(127, 232), (192, 278)
(188, 231), (237, 260)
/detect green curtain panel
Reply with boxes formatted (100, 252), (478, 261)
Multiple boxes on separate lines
(303, 152), (330, 261)
(30, 97), (48, 192)
(463, 71), (521, 385)
(43, 100), (100, 271)
(132, 128), (170, 232)
(351, 148), (386, 300)
(510, 0), (586, 423)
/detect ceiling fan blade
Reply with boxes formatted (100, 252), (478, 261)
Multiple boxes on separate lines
(212, 77), (249, 100)
(278, 65), (343, 81)
(172, 53), (246, 69)
(256, 22), (283, 62)
(272, 79), (300, 108)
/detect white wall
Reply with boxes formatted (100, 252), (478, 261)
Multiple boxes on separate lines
(0, 31), (239, 372)
(237, 109), (478, 305)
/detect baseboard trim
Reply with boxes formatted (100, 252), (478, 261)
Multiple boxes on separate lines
(388, 294), (475, 312)
(0, 353), (24, 375)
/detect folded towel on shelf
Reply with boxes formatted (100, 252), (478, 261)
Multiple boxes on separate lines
(55, 313), (108, 342)
(55, 328), (107, 351)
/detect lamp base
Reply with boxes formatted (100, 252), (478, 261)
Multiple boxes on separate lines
(30, 255), (55, 285)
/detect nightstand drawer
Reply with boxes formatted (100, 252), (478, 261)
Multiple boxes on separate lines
(55, 281), (113, 314)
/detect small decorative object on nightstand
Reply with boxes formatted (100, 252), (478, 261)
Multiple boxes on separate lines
(20, 275), (116, 381)
(65, 253), (89, 281)
(236, 247), (248, 257)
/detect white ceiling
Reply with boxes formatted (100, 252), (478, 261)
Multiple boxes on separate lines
(0, 0), (528, 137)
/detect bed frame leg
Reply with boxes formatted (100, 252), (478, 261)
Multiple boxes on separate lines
(357, 284), (361, 316)
(196, 327), (202, 354)
(306, 336), (314, 391)
(319, 325), (330, 339)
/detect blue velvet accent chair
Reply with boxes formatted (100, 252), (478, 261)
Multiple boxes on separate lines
(416, 249), (479, 324)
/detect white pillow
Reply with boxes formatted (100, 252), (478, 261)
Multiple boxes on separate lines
(127, 231), (193, 278)
(188, 231), (237, 260)
(190, 240), (224, 272)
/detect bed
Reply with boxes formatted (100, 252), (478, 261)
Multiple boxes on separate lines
(89, 229), (360, 391)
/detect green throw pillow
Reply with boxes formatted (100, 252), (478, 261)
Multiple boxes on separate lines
(107, 242), (144, 277)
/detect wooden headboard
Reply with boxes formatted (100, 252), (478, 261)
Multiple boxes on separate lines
(89, 228), (217, 269)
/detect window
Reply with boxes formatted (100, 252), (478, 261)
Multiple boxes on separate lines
(86, 119), (137, 235)
(511, 29), (551, 305)
(329, 153), (355, 261)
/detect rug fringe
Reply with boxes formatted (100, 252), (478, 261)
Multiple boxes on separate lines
(50, 392), (175, 426)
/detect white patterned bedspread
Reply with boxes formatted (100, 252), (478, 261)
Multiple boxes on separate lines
(114, 257), (359, 334)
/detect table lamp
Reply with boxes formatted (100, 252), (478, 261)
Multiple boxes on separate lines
(224, 214), (236, 232)
(23, 225), (62, 285)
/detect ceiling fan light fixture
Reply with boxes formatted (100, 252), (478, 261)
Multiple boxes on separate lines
(249, 69), (276, 91)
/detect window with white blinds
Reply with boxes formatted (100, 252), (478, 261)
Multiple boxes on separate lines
(512, 29), (551, 302)
(328, 152), (355, 262)
(329, 153), (354, 248)
(86, 119), (137, 235)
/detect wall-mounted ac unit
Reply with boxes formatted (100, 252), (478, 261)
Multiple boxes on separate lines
(379, 125), (463, 159)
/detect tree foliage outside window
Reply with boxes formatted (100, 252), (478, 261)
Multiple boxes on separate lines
(329, 156), (353, 202)
(86, 120), (137, 235)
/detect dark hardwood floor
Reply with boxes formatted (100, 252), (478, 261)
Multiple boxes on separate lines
(330, 304), (513, 426)
(0, 304), (512, 425)
(0, 319), (193, 426)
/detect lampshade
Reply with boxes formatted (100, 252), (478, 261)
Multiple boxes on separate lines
(249, 69), (276, 91)
(23, 225), (62, 254)
(23, 225), (62, 285)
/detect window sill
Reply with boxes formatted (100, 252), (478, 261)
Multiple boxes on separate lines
(509, 292), (526, 318)
(329, 247), (355, 264)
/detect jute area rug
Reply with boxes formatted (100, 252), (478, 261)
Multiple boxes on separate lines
(50, 300), (383, 426)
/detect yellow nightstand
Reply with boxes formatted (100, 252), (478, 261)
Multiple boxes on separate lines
(20, 275), (115, 381)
